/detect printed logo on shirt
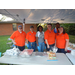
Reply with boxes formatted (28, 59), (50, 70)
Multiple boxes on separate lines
(57, 34), (59, 36)
(29, 34), (31, 35)
(49, 32), (51, 33)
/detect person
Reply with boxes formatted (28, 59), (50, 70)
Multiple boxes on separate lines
(44, 23), (56, 51)
(54, 23), (60, 33)
(55, 26), (69, 53)
(10, 25), (26, 51)
(36, 26), (45, 52)
(26, 26), (36, 52)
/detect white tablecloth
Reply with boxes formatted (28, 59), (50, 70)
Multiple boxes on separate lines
(0, 52), (72, 65)
(66, 53), (75, 65)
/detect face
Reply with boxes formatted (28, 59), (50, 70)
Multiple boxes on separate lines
(56, 24), (60, 28)
(30, 28), (34, 32)
(18, 27), (23, 32)
(39, 27), (42, 32)
(59, 27), (63, 33)
(47, 25), (52, 30)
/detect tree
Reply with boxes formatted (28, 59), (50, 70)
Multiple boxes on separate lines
(0, 15), (6, 21)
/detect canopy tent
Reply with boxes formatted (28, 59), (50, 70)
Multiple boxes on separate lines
(0, 9), (75, 23)
(0, 9), (75, 31)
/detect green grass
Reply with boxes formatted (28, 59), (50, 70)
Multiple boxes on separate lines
(0, 35), (11, 53)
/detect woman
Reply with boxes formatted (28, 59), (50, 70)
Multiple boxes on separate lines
(36, 26), (45, 52)
(56, 26), (69, 53)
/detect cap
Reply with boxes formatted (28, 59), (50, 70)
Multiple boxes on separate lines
(30, 26), (34, 28)
(18, 25), (22, 28)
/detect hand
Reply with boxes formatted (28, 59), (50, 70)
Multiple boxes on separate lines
(37, 43), (39, 46)
(13, 41), (16, 45)
(65, 47), (67, 51)
(47, 45), (50, 49)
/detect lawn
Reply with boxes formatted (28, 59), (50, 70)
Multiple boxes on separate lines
(0, 35), (11, 53)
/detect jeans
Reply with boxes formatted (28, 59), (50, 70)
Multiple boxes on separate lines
(45, 44), (55, 51)
(57, 48), (67, 54)
(28, 42), (36, 52)
(15, 45), (25, 51)
(37, 42), (45, 52)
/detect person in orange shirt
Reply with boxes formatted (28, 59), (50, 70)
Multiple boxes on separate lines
(26, 26), (36, 52)
(10, 25), (26, 51)
(44, 23), (56, 51)
(55, 26), (69, 53)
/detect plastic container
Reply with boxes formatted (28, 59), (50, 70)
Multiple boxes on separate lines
(0, 52), (1, 57)
(19, 49), (34, 58)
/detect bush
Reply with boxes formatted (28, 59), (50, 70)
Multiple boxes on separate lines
(68, 24), (75, 35)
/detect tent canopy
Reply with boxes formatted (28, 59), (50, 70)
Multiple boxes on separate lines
(0, 9), (75, 23)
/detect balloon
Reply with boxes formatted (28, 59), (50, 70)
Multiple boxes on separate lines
(54, 28), (57, 33)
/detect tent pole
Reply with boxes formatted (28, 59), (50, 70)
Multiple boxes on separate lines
(23, 23), (25, 31)
(23, 18), (25, 31)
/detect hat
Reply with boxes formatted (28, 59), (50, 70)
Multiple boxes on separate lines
(18, 25), (22, 28)
(30, 26), (34, 28)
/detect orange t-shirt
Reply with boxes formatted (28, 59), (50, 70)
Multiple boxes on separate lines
(26, 31), (36, 42)
(44, 29), (56, 45)
(10, 30), (26, 46)
(56, 33), (69, 49)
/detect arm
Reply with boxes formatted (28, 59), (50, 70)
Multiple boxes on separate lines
(65, 39), (69, 51)
(26, 39), (28, 44)
(45, 39), (50, 48)
(55, 39), (56, 47)
(36, 37), (39, 46)
(26, 33), (29, 44)
(10, 32), (16, 45)
(11, 39), (16, 45)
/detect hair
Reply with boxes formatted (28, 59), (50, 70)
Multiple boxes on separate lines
(37, 25), (43, 31)
(47, 23), (52, 26)
(58, 26), (66, 34)
(56, 23), (60, 25)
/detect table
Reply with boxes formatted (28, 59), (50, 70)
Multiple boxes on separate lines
(0, 52), (72, 65)
(66, 53), (75, 65)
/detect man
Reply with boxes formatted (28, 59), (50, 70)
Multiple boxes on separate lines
(26, 26), (36, 52)
(44, 23), (56, 51)
(54, 23), (60, 33)
(10, 25), (26, 51)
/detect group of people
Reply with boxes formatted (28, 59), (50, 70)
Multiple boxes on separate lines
(10, 23), (69, 53)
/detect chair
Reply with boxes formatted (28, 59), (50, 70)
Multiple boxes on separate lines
(6, 38), (13, 48)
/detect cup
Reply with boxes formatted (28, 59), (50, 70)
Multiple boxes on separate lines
(0, 52), (2, 57)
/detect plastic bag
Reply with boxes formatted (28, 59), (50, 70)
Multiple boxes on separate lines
(3, 47), (20, 56)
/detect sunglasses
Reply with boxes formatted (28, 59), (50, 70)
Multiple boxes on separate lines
(19, 28), (22, 29)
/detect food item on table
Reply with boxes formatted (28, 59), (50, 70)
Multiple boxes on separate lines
(19, 49), (33, 57)
(47, 51), (56, 59)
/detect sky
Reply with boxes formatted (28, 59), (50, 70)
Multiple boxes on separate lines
(0, 14), (13, 21)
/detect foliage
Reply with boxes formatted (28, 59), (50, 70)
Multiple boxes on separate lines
(60, 23), (75, 35)
(0, 15), (6, 21)
(38, 23), (75, 35)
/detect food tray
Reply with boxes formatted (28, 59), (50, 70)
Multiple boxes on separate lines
(19, 49), (34, 58)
